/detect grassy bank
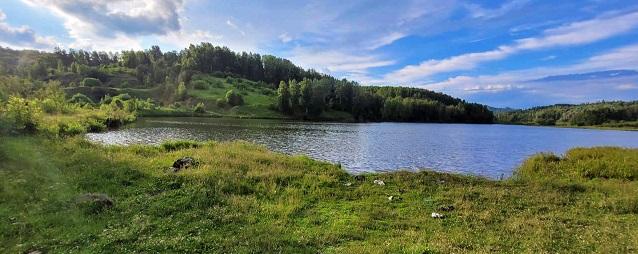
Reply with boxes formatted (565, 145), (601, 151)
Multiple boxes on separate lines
(1, 137), (637, 253)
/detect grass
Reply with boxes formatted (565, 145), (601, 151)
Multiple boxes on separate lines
(186, 75), (284, 119)
(1, 136), (637, 253)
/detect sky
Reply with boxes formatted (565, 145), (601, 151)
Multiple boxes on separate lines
(1, 0), (638, 108)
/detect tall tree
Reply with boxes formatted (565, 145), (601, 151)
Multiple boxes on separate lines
(277, 81), (291, 114)
(289, 79), (300, 112)
(300, 79), (312, 116)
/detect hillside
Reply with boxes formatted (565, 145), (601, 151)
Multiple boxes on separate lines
(496, 101), (638, 129)
(0, 45), (493, 123)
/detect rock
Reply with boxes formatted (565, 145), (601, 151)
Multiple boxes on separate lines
(171, 157), (198, 172)
(431, 212), (445, 219)
(373, 180), (385, 186)
(438, 205), (455, 212)
(76, 193), (113, 213)
(354, 175), (366, 181)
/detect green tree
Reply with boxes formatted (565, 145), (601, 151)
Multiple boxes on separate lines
(225, 89), (244, 106)
(289, 79), (300, 112)
(176, 82), (187, 100)
(300, 79), (312, 115)
(277, 81), (291, 114)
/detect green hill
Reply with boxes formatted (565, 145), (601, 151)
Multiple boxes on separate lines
(0, 45), (494, 123)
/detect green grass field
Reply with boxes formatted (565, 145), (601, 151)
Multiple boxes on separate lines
(1, 137), (637, 253)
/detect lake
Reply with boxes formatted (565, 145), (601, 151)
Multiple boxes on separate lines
(86, 117), (638, 179)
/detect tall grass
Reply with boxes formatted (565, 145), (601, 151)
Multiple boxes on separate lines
(1, 137), (637, 253)
(515, 147), (638, 180)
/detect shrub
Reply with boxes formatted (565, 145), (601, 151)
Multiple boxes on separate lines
(2, 96), (42, 133)
(69, 93), (94, 106)
(59, 121), (86, 136)
(161, 140), (200, 151)
(82, 77), (102, 87)
(113, 93), (132, 101)
(225, 89), (244, 106)
(216, 98), (226, 108)
(192, 80), (208, 90)
(212, 80), (224, 88)
(194, 102), (206, 113)
(84, 118), (107, 132)
(176, 82), (187, 100)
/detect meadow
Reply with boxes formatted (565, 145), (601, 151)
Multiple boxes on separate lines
(1, 136), (637, 253)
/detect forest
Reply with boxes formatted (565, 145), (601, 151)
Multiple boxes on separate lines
(496, 101), (638, 128)
(0, 44), (493, 123)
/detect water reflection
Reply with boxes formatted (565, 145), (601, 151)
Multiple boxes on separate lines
(86, 117), (638, 178)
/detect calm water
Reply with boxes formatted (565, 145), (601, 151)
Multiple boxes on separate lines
(86, 117), (638, 178)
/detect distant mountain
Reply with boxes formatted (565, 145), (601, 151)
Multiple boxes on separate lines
(488, 106), (518, 113)
(529, 70), (638, 83)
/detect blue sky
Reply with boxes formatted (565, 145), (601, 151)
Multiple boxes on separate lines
(1, 0), (638, 108)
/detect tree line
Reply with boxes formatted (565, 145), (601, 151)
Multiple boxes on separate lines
(276, 79), (493, 123)
(0, 44), (494, 123)
(496, 101), (638, 126)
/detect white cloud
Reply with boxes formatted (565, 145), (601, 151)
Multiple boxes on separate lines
(385, 46), (515, 83)
(278, 33), (292, 43)
(465, 0), (530, 19)
(515, 11), (638, 50)
(288, 48), (394, 79)
(463, 84), (523, 93)
(225, 20), (246, 36)
(160, 29), (224, 49)
(616, 84), (638, 90)
(20, 0), (184, 51)
(0, 9), (57, 49)
(422, 43), (638, 95)
(22, 0), (183, 37)
(384, 10), (638, 84)
(366, 32), (406, 50)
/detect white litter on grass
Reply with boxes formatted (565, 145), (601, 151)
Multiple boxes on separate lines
(431, 212), (445, 219)
(373, 180), (385, 186)
(388, 196), (394, 201)
(344, 182), (352, 186)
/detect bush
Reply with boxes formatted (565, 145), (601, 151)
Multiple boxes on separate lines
(59, 121), (86, 136)
(69, 93), (94, 106)
(82, 77), (102, 87)
(2, 96), (42, 133)
(192, 80), (208, 90)
(161, 140), (200, 151)
(212, 80), (224, 88)
(113, 93), (132, 101)
(84, 118), (107, 132)
(176, 82), (187, 100)
(225, 89), (244, 106)
(216, 98), (226, 108)
(194, 102), (206, 113)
